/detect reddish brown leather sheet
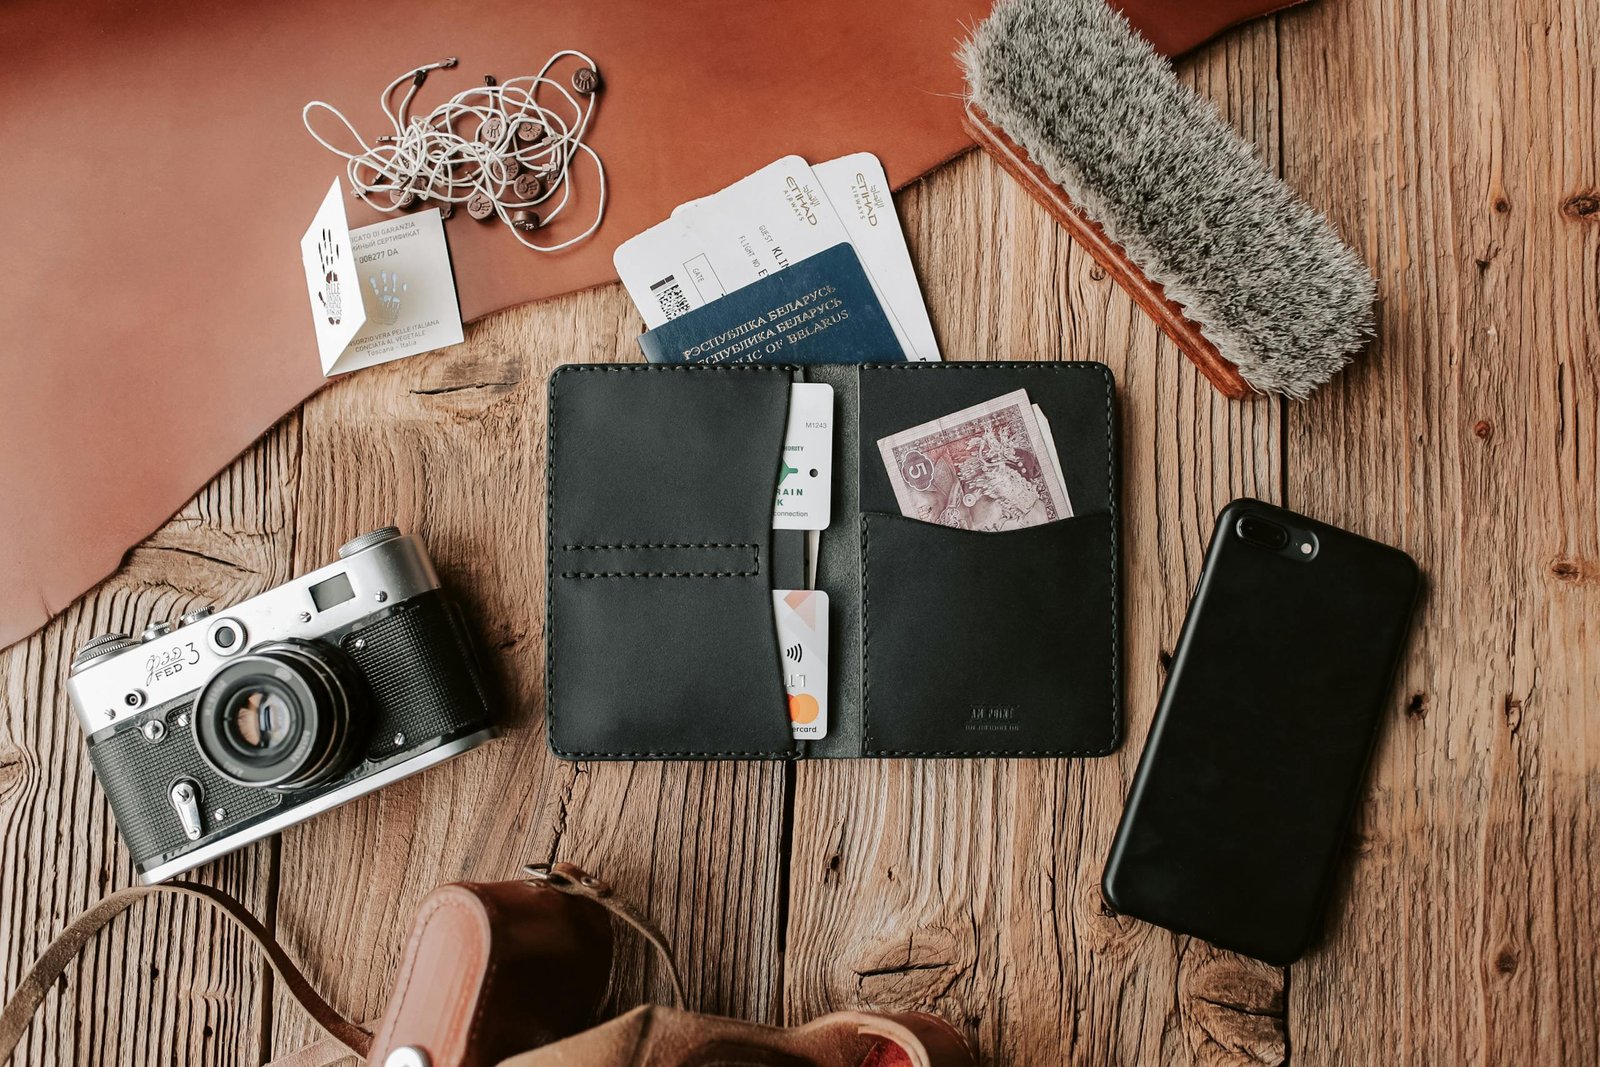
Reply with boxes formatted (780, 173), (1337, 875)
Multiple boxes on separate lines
(0, 0), (1296, 650)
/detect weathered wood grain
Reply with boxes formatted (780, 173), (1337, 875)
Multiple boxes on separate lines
(0, 422), (301, 1064)
(1279, 0), (1600, 1062)
(782, 22), (1291, 1066)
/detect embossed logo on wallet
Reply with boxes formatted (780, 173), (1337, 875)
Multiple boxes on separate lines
(966, 704), (1021, 732)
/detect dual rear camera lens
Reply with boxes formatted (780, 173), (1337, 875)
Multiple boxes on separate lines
(1236, 514), (1317, 558)
(1235, 515), (1289, 550)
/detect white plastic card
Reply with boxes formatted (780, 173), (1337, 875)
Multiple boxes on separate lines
(774, 589), (830, 740)
(774, 383), (834, 531)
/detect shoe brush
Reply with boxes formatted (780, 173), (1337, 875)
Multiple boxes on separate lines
(960, 0), (1375, 399)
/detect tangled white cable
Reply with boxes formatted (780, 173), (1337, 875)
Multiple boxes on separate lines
(303, 51), (606, 252)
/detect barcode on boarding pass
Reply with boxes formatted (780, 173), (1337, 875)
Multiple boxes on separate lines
(649, 276), (691, 320)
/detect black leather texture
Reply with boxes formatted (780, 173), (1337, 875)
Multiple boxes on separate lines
(545, 362), (1122, 760)
(1102, 499), (1421, 964)
(545, 365), (794, 759)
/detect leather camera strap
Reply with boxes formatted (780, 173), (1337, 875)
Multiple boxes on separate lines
(524, 862), (687, 1008)
(1, 864), (683, 1065)
(0, 881), (371, 1065)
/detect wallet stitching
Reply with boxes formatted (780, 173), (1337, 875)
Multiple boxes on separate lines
(546, 364), (796, 760)
(560, 571), (756, 578)
(860, 362), (1119, 757)
(465, 893), (501, 1055)
(561, 543), (758, 550)
(559, 542), (760, 577)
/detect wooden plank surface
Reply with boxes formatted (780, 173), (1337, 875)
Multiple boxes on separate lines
(1279, 0), (1600, 1062)
(1, 0), (1596, 1064)
(0, 427), (301, 1065)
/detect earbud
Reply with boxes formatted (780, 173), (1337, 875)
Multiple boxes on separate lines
(302, 50), (606, 253)
(513, 171), (544, 200)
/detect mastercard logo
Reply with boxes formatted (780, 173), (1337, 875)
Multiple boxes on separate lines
(788, 693), (820, 725)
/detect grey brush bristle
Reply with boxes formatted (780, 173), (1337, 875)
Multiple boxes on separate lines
(961, 0), (1375, 397)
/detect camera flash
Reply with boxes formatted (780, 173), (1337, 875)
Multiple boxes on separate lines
(1299, 542), (1313, 554)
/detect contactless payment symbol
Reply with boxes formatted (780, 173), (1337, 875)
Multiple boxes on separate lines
(900, 448), (936, 491)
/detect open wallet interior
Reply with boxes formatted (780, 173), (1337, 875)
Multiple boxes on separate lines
(544, 362), (1121, 760)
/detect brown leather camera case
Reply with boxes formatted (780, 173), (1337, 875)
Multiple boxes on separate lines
(365, 876), (614, 1067)
(0, 863), (976, 1067)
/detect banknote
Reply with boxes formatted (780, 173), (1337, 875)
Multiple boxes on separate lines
(1033, 406), (1069, 506)
(876, 389), (1073, 531)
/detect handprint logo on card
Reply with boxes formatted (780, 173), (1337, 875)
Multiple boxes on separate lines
(369, 270), (409, 325)
(316, 229), (343, 325)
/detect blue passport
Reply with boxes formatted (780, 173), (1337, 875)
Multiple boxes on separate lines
(637, 242), (906, 365)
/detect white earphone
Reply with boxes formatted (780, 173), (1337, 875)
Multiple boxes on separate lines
(303, 50), (606, 252)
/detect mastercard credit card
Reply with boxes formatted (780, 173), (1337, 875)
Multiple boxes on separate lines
(774, 589), (829, 740)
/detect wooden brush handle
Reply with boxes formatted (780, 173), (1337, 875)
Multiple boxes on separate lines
(964, 102), (1254, 400)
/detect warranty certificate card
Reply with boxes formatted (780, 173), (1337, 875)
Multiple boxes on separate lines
(300, 181), (464, 376)
(340, 210), (464, 375)
(301, 179), (365, 367)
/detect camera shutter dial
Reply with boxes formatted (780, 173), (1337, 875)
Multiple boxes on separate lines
(338, 526), (402, 559)
(71, 632), (137, 674)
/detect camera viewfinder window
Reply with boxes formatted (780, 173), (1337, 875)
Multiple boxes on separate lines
(309, 573), (355, 612)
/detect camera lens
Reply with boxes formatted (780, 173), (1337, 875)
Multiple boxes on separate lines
(220, 684), (299, 761)
(1236, 515), (1290, 550)
(193, 639), (367, 789)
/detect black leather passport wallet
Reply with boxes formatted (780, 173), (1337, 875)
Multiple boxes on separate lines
(545, 361), (1120, 760)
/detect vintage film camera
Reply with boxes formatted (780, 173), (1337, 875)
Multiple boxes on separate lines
(66, 528), (496, 884)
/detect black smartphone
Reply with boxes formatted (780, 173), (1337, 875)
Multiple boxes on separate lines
(1102, 498), (1421, 965)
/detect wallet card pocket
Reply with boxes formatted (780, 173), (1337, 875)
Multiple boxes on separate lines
(545, 365), (795, 760)
(548, 554), (790, 758)
(859, 510), (1119, 757)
